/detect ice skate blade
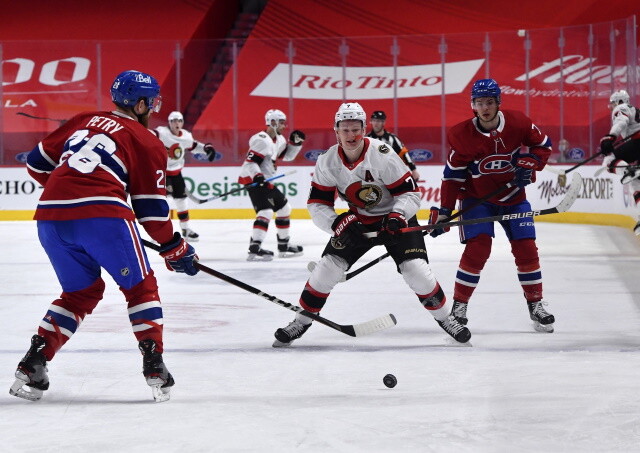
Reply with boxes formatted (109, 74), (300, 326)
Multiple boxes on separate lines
(443, 337), (473, 347)
(184, 237), (199, 243)
(533, 321), (554, 333)
(9, 377), (43, 401)
(278, 251), (303, 258)
(247, 254), (273, 262)
(151, 384), (171, 403)
(272, 339), (293, 348)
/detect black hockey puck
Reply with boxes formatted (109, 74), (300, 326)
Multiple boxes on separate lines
(383, 374), (397, 388)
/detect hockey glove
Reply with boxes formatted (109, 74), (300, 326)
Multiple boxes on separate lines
(512, 153), (540, 188)
(428, 207), (452, 238)
(599, 135), (616, 156)
(289, 130), (306, 146)
(203, 143), (217, 161)
(159, 232), (199, 276)
(382, 212), (407, 234)
(252, 174), (266, 187)
(331, 211), (368, 248)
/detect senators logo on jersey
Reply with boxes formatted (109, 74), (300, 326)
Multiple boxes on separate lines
(167, 143), (184, 160)
(342, 182), (383, 210)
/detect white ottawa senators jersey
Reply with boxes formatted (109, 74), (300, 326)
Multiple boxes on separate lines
(154, 126), (206, 175)
(307, 138), (420, 234)
(238, 131), (302, 185)
(610, 104), (640, 139)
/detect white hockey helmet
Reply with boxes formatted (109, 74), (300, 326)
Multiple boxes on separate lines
(334, 102), (366, 129)
(265, 109), (286, 126)
(609, 90), (630, 106)
(168, 111), (183, 122)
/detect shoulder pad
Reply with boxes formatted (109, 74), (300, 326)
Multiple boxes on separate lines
(378, 144), (391, 154)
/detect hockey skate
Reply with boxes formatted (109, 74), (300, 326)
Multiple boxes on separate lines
(181, 228), (200, 242)
(620, 165), (640, 185)
(247, 242), (274, 261)
(528, 300), (555, 333)
(451, 300), (468, 325)
(277, 240), (303, 258)
(273, 319), (312, 347)
(436, 315), (471, 343)
(10, 335), (49, 401)
(139, 339), (174, 403)
(634, 221), (640, 236)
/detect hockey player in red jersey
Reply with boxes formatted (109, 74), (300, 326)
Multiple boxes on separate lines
(429, 78), (555, 333)
(272, 102), (470, 347)
(239, 109), (306, 261)
(11, 70), (199, 402)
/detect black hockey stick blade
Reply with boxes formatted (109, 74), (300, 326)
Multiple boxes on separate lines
(142, 239), (396, 337)
(364, 173), (583, 238)
(16, 111), (67, 124)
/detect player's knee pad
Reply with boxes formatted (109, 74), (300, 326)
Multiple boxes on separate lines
(276, 202), (291, 218)
(510, 238), (539, 269)
(174, 197), (189, 213)
(308, 254), (348, 293)
(399, 258), (438, 294)
(461, 234), (492, 271)
(120, 271), (160, 306)
(256, 208), (273, 220)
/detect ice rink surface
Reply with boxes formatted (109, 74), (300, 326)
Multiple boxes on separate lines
(1, 219), (639, 452)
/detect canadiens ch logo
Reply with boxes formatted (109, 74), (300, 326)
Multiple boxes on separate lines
(343, 182), (383, 210)
(478, 154), (513, 175)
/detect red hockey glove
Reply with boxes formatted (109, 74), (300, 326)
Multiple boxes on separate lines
(428, 207), (452, 238)
(382, 212), (407, 234)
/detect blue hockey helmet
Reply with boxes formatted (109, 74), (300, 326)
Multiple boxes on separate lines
(471, 78), (501, 104)
(110, 70), (161, 112)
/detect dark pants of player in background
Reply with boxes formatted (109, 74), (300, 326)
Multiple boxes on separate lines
(246, 184), (290, 242)
(166, 173), (191, 225)
(35, 217), (165, 361)
(453, 199), (543, 303)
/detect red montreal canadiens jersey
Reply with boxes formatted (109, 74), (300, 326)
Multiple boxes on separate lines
(441, 110), (551, 209)
(308, 138), (420, 234)
(25, 110), (174, 244)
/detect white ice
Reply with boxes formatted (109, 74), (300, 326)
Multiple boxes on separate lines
(1, 219), (639, 452)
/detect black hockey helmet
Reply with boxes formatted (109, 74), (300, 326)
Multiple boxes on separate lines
(371, 110), (386, 120)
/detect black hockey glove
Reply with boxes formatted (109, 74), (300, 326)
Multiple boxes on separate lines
(289, 130), (306, 146)
(428, 207), (452, 238)
(382, 212), (407, 234)
(203, 143), (216, 161)
(252, 174), (266, 187)
(599, 135), (616, 156)
(331, 212), (368, 248)
(159, 232), (199, 276)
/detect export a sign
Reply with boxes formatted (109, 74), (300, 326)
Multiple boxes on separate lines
(251, 60), (485, 99)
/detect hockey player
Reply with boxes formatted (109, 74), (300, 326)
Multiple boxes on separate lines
(154, 110), (217, 242)
(599, 89), (640, 235)
(11, 70), (199, 403)
(429, 78), (555, 333)
(366, 110), (420, 180)
(239, 109), (306, 261)
(272, 102), (470, 347)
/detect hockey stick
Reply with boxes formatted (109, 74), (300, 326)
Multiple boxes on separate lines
(555, 153), (602, 187)
(186, 170), (297, 204)
(142, 239), (396, 337)
(16, 111), (67, 124)
(307, 181), (517, 282)
(363, 172), (583, 238)
(594, 164), (634, 178)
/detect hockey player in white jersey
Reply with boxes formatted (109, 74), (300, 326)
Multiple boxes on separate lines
(272, 102), (471, 347)
(154, 111), (217, 242)
(599, 90), (640, 235)
(239, 109), (306, 261)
